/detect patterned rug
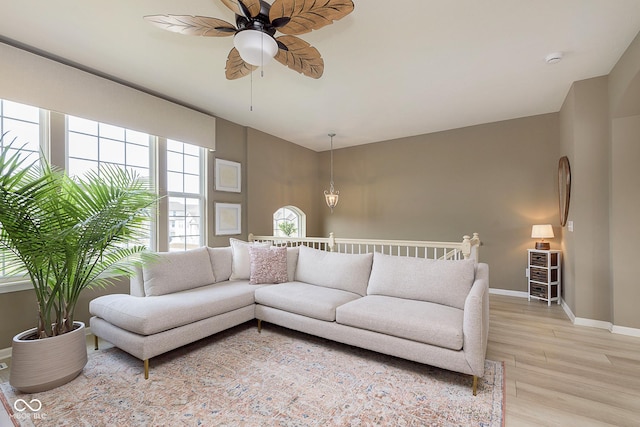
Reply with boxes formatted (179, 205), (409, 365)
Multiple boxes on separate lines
(1, 322), (504, 426)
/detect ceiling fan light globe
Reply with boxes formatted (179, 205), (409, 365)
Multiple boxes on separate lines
(233, 30), (278, 66)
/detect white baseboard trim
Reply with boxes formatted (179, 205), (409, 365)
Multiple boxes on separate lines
(611, 325), (640, 337)
(573, 317), (613, 331)
(561, 300), (576, 323)
(489, 288), (528, 298)
(0, 347), (11, 360)
(0, 326), (94, 361)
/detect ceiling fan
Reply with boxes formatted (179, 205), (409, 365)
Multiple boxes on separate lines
(144, 0), (354, 80)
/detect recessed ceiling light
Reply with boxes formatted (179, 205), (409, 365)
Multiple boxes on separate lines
(545, 52), (563, 64)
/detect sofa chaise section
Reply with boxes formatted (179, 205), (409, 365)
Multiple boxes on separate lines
(90, 247), (259, 378)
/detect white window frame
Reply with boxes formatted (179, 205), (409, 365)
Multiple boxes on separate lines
(0, 99), (49, 291)
(273, 206), (306, 238)
(165, 139), (206, 252)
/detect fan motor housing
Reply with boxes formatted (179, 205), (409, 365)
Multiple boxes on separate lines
(236, 1), (276, 36)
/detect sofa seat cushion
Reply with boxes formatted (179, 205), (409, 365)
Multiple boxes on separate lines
(367, 252), (476, 309)
(90, 281), (258, 336)
(295, 245), (373, 296)
(143, 247), (216, 296)
(335, 295), (464, 350)
(255, 282), (361, 322)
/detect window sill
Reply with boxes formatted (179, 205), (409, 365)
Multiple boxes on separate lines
(0, 280), (32, 294)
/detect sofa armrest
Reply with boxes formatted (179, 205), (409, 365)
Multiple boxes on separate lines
(462, 262), (489, 377)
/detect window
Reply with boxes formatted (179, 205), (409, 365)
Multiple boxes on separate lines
(0, 99), (41, 165)
(67, 115), (151, 179)
(0, 99), (44, 282)
(0, 99), (210, 288)
(273, 206), (306, 237)
(67, 115), (154, 250)
(167, 139), (204, 251)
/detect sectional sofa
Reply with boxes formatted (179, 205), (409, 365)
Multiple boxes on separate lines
(90, 237), (489, 394)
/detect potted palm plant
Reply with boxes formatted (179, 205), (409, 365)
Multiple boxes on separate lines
(0, 141), (157, 392)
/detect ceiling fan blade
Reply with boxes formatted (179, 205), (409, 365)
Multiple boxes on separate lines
(220, 0), (261, 18)
(225, 48), (258, 80)
(274, 35), (324, 79)
(144, 15), (236, 36)
(270, 0), (354, 35)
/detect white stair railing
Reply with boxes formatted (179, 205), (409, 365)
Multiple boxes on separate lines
(249, 232), (480, 261)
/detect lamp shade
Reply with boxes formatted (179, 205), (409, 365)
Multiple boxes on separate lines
(531, 224), (554, 239)
(233, 30), (278, 66)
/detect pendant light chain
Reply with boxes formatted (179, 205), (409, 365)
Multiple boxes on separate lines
(329, 133), (335, 192)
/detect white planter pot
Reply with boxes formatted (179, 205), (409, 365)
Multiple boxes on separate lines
(10, 321), (88, 393)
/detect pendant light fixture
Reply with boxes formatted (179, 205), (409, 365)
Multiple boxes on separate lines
(324, 133), (339, 212)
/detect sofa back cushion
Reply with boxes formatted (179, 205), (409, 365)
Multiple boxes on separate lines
(142, 247), (216, 296)
(207, 246), (233, 283)
(367, 252), (475, 309)
(286, 247), (299, 282)
(295, 245), (373, 296)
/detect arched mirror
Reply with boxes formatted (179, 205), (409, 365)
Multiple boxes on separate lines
(558, 156), (571, 227)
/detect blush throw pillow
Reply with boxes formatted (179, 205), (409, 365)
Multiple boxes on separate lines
(248, 246), (289, 285)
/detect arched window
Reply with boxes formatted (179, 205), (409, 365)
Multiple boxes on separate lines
(273, 206), (306, 237)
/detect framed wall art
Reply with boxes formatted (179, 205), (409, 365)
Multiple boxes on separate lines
(215, 203), (241, 235)
(215, 158), (241, 193)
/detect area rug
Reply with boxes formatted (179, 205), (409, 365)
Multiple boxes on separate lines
(1, 323), (504, 426)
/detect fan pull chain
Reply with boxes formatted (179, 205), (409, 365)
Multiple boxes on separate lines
(260, 33), (265, 78)
(250, 69), (253, 112)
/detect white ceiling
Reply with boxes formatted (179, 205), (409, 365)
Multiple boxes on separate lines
(1, 1), (640, 151)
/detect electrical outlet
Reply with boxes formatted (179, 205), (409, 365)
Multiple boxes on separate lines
(525, 268), (529, 278)
(0, 362), (8, 370)
(568, 221), (574, 232)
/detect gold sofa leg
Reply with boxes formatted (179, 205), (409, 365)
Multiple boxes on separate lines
(94, 335), (99, 350)
(257, 319), (262, 333)
(472, 376), (478, 396)
(144, 359), (149, 380)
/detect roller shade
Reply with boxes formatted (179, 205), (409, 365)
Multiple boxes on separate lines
(0, 42), (215, 151)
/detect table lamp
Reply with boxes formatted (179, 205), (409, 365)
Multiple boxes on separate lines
(531, 224), (554, 250)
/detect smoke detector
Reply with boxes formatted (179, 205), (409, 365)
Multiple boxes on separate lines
(545, 52), (563, 64)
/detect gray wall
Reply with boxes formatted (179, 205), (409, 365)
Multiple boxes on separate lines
(558, 30), (640, 328)
(209, 118), (249, 247)
(247, 128), (323, 237)
(609, 31), (640, 329)
(319, 114), (560, 292)
(559, 76), (611, 323)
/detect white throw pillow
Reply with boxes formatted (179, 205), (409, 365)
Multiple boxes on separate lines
(229, 238), (271, 280)
(295, 245), (373, 296)
(143, 247), (216, 296)
(367, 252), (476, 309)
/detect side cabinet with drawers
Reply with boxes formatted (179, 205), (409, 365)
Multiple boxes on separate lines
(527, 249), (561, 306)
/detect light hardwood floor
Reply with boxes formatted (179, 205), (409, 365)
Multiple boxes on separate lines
(1, 295), (640, 426)
(489, 294), (640, 426)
